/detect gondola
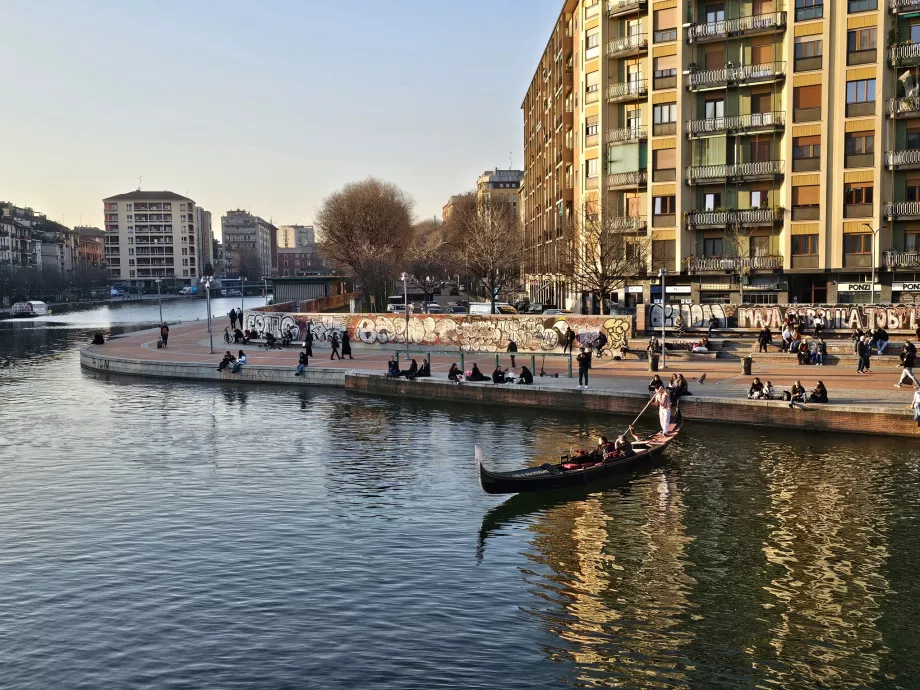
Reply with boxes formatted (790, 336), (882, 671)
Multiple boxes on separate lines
(476, 409), (682, 495)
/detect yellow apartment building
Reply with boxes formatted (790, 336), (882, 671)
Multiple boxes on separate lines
(523, 0), (920, 311)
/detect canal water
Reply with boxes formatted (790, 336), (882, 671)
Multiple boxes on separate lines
(2, 300), (920, 689)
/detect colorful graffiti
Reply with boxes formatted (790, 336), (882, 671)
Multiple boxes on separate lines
(648, 303), (735, 329)
(738, 305), (920, 331)
(241, 311), (633, 353)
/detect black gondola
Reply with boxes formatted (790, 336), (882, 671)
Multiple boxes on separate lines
(476, 410), (682, 495)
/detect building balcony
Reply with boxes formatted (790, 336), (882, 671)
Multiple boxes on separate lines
(887, 150), (920, 170)
(605, 126), (648, 144)
(609, 215), (648, 232)
(686, 12), (787, 44)
(792, 156), (820, 172)
(686, 111), (784, 137)
(890, 0), (920, 13)
(844, 204), (874, 218)
(606, 170), (648, 189)
(848, 49), (878, 66)
(888, 97), (920, 118)
(886, 201), (920, 220)
(607, 0), (647, 17)
(653, 122), (677, 136)
(686, 254), (784, 273)
(889, 42), (920, 68)
(606, 79), (648, 102)
(794, 56), (823, 72)
(686, 160), (784, 184)
(606, 34), (649, 58)
(791, 205), (820, 221)
(793, 107), (822, 123)
(845, 153), (875, 168)
(686, 207), (783, 228)
(687, 61), (786, 91)
(885, 249), (920, 268)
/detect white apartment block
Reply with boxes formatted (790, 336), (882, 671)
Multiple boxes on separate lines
(221, 209), (276, 277)
(277, 224), (316, 248)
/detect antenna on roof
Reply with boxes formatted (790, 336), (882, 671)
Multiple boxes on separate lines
(509, 152), (512, 170)
(138, 176), (143, 191)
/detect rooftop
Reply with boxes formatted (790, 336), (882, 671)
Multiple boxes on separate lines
(103, 190), (193, 202)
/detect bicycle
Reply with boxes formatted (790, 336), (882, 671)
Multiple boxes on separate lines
(223, 328), (232, 344)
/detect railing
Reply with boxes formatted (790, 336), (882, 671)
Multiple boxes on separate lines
(886, 201), (920, 218)
(686, 112), (784, 136)
(687, 12), (786, 43)
(609, 215), (648, 232)
(687, 255), (784, 272)
(686, 208), (783, 226)
(686, 160), (784, 183)
(888, 97), (920, 116)
(606, 34), (648, 56)
(887, 150), (920, 168)
(889, 42), (920, 66)
(891, 0), (920, 11)
(607, 0), (646, 15)
(606, 170), (648, 187)
(688, 61), (785, 89)
(605, 126), (648, 143)
(794, 106), (822, 123)
(606, 79), (648, 100)
(885, 250), (920, 268)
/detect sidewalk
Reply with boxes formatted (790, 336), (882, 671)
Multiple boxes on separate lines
(95, 323), (919, 410)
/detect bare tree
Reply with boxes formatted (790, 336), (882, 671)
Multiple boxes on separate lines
(317, 177), (414, 311)
(445, 195), (522, 314)
(233, 246), (262, 280)
(563, 203), (650, 315)
(406, 228), (449, 305)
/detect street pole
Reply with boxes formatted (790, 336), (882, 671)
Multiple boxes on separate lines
(201, 276), (214, 354)
(401, 272), (409, 355)
(864, 223), (878, 305)
(264, 277), (269, 305)
(240, 276), (246, 328)
(156, 278), (163, 324)
(659, 267), (667, 370)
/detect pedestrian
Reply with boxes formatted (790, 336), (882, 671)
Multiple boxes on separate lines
(896, 342), (920, 388)
(236, 307), (243, 328)
(507, 339), (518, 368)
(159, 323), (169, 347)
(911, 388), (920, 427)
(303, 329), (314, 358)
(857, 336), (871, 374)
(229, 309), (237, 330)
(652, 382), (672, 436)
(330, 331), (341, 360)
(341, 331), (353, 360)
(231, 350), (247, 374)
(295, 351), (308, 376)
(707, 315), (718, 338)
(562, 327), (576, 354)
(576, 346), (591, 389)
(757, 326), (772, 353)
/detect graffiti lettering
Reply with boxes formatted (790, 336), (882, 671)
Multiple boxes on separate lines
(738, 305), (920, 331)
(648, 303), (731, 329)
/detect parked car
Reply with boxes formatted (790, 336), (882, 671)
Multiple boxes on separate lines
(448, 305), (467, 314)
(542, 308), (573, 316)
(469, 302), (518, 315)
(110, 288), (125, 297)
(449, 287), (460, 296)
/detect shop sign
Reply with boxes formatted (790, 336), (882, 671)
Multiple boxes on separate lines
(838, 283), (881, 293)
(893, 282), (920, 292)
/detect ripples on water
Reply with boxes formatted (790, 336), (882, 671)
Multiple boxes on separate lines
(2, 308), (920, 688)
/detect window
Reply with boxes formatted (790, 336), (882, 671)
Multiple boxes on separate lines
(586, 158), (599, 178)
(751, 190), (767, 208)
(847, 0), (877, 11)
(586, 121), (599, 137)
(907, 232), (920, 252)
(653, 149), (676, 181)
(703, 238), (724, 257)
(907, 179), (920, 202)
(654, 196), (676, 214)
(706, 3), (725, 23)
(908, 127), (920, 149)
(847, 28), (877, 65)
(705, 98), (725, 119)
(654, 8), (677, 42)
(793, 135), (821, 171)
(653, 103), (676, 124)
(586, 29), (599, 59)
(844, 234), (872, 253)
(792, 235), (819, 256)
(792, 185), (820, 219)
(794, 36), (822, 71)
(795, 0), (823, 20)
(794, 85), (822, 121)
(586, 70), (599, 94)
(845, 131), (874, 155)
(844, 183), (874, 217)
(654, 56), (677, 79)
(704, 192), (722, 211)
(750, 235), (770, 256)
(846, 79), (875, 116)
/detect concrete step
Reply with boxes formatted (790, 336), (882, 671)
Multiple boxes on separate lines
(749, 353), (904, 368)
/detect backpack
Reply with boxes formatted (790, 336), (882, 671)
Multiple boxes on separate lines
(781, 390), (792, 401)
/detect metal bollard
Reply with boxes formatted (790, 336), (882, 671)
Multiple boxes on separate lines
(530, 354), (536, 373)
(459, 352), (465, 371)
(567, 355), (573, 378)
(494, 353), (500, 369)
(742, 355), (753, 376)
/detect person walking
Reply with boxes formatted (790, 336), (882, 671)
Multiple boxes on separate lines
(229, 309), (237, 330)
(341, 331), (353, 360)
(896, 342), (920, 388)
(652, 383), (672, 436)
(857, 336), (870, 374)
(507, 339), (518, 368)
(330, 331), (341, 360)
(911, 388), (920, 428)
(303, 328), (314, 358)
(159, 323), (169, 348)
(236, 307), (243, 329)
(562, 327), (576, 354)
(576, 347), (591, 389)
(757, 326), (772, 353)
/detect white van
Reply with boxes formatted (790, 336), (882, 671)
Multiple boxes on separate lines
(469, 302), (518, 315)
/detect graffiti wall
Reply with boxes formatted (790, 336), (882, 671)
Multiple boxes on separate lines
(240, 311), (633, 353)
(648, 303), (737, 329)
(738, 305), (920, 331)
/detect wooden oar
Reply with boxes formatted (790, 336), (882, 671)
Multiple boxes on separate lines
(628, 395), (655, 429)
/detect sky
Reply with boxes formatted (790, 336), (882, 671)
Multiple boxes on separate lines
(2, 0), (560, 237)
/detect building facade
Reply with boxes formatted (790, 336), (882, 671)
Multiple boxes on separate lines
(221, 209), (276, 278)
(477, 168), (525, 218)
(524, 0), (920, 309)
(75, 226), (105, 266)
(276, 246), (326, 276)
(195, 207), (213, 273)
(277, 224), (316, 248)
(102, 191), (198, 287)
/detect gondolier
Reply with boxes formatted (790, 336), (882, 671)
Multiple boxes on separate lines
(652, 383), (671, 436)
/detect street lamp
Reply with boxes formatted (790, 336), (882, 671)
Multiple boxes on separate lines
(154, 277), (163, 324)
(263, 276), (269, 305)
(200, 275), (214, 354)
(400, 272), (410, 354)
(240, 275), (246, 326)
(658, 267), (668, 369)
(863, 223), (880, 305)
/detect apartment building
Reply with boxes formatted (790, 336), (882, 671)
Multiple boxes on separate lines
(75, 227), (105, 266)
(277, 224), (316, 249)
(195, 207), (214, 272)
(477, 168), (525, 218)
(102, 191), (199, 286)
(523, 0), (920, 309)
(221, 209), (277, 278)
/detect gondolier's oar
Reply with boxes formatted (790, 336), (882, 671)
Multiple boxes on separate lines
(625, 396), (654, 432)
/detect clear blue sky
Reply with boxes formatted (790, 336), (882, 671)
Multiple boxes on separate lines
(3, 0), (560, 235)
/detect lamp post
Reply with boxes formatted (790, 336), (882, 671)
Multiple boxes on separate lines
(401, 272), (409, 355)
(263, 276), (269, 305)
(200, 275), (214, 354)
(658, 267), (668, 369)
(154, 277), (163, 324)
(862, 223), (880, 305)
(240, 275), (246, 327)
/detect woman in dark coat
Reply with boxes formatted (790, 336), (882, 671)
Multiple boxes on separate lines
(341, 332), (353, 359)
(330, 332), (341, 360)
(303, 330), (313, 357)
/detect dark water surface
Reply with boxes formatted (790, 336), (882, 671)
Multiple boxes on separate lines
(2, 303), (920, 689)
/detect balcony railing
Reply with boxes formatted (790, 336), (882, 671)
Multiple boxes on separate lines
(606, 170), (648, 188)
(686, 160), (784, 184)
(687, 255), (784, 273)
(687, 61), (785, 90)
(687, 12), (787, 43)
(606, 79), (648, 101)
(794, 107), (822, 123)
(885, 249), (920, 268)
(885, 201), (920, 219)
(887, 150), (920, 169)
(609, 215), (648, 232)
(889, 42), (920, 67)
(605, 126), (648, 144)
(686, 111), (784, 136)
(606, 34), (649, 57)
(889, 97), (920, 117)
(686, 208), (783, 227)
(607, 0), (646, 17)
(891, 0), (920, 13)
